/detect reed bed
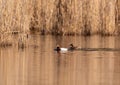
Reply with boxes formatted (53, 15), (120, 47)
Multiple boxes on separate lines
(0, 0), (119, 46)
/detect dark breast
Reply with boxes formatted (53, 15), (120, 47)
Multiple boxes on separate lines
(54, 47), (61, 51)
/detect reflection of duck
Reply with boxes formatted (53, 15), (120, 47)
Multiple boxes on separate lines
(54, 44), (77, 52)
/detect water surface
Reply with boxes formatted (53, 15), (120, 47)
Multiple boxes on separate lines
(0, 35), (120, 85)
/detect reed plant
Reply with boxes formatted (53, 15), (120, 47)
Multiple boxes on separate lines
(0, 0), (119, 46)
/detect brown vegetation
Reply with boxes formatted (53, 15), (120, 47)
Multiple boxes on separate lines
(0, 0), (119, 46)
(0, 0), (119, 35)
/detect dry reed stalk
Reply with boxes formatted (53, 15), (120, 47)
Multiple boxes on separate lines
(115, 0), (120, 34)
(90, 0), (100, 34)
(105, 0), (115, 35)
(18, 33), (28, 49)
(0, 0), (119, 38)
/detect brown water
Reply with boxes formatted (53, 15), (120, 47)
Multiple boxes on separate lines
(0, 35), (120, 85)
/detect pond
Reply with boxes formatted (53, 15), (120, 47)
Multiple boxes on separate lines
(0, 35), (120, 85)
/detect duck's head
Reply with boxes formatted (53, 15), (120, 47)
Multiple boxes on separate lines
(68, 43), (76, 50)
(56, 45), (61, 51)
(70, 44), (74, 47)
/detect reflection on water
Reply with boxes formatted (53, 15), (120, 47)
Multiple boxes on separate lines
(0, 35), (120, 85)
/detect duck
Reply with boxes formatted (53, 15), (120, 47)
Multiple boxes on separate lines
(68, 43), (77, 50)
(54, 44), (77, 52)
(54, 45), (67, 52)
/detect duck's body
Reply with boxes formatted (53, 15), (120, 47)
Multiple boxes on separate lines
(60, 48), (68, 51)
(54, 47), (68, 51)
